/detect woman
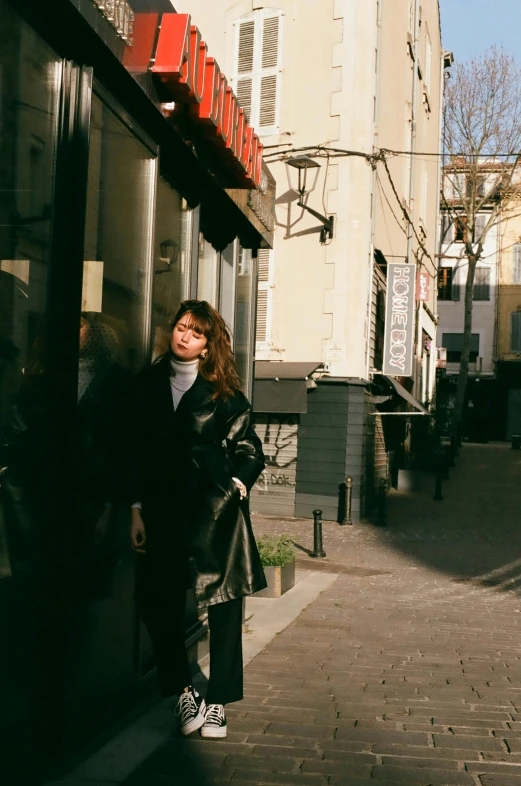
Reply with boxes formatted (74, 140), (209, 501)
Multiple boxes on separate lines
(130, 300), (266, 739)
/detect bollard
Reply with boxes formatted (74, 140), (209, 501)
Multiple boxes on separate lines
(433, 453), (444, 501)
(512, 433), (521, 450)
(311, 509), (326, 558)
(442, 442), (450, 480)
(341, 476), (353, 525)
(449, 435), (456, 467)
(376, 478), (387, 527)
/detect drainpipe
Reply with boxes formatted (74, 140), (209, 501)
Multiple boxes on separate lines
(366, 0), (383, 379)
(408, 0), (420, 390)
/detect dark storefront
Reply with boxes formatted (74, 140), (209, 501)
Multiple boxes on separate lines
(0, 1), (273, 782)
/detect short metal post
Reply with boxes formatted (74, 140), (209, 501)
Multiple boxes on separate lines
(342, 476), (353, 525)
(311, 509), (326, 558)
(449, 434), (456, 467)
(433, 452), (444, 501)
(376, 478), (387, 527)
(442, 442), (450, 480)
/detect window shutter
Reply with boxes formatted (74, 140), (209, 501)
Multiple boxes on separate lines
(237, 21), (255, 72)
(256, 248), (272, 345)
(474, 213), (487, 241)
(236, 78), (253, 122)
(513, 244), (521, 284)
(512, 311), (521, 352)
(233, 10), (282, 134)
(473, 267), (491, 301)
(262, 15), (279, 68)
(259, 74), (278, 127)
(256, 289), (268, 344)
(441, 214), (453, 244)
(451, 266), (461, 301)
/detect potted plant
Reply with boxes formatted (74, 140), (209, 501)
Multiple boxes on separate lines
(254, 534), (296, 598)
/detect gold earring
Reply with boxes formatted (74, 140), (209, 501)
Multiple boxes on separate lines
(200, 349), (208, 359)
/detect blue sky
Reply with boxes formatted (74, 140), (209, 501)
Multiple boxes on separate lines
(439, 0), (521, 63)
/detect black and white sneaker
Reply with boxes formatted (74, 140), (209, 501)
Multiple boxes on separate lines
(174, 687), (207, 736)
(200, 703), (227, 738)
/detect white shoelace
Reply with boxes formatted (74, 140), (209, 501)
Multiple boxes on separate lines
(175, 691), (200, 724)
(205, 704), (225, 725)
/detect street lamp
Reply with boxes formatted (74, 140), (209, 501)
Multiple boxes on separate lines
(285, 155), (334, 243)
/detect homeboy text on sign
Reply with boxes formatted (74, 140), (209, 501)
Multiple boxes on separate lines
(382, 263), (416, 377)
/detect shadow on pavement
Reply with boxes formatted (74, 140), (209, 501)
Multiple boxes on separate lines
(380, 442), (521, 584)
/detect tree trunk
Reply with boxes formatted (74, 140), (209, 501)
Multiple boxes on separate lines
(453, 254), (478, 433)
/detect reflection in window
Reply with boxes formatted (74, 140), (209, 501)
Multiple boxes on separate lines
(151, 178), (192, 359)
(83, 95), (156, 378)
(197, 235), (218, 306)
(219, 241), (237, 337)
(0, 0), (60, 540)
(77, 95), (155, 559)
(235, 247), (256, 398)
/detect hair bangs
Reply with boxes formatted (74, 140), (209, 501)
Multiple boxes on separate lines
(179, 308), (212, 337)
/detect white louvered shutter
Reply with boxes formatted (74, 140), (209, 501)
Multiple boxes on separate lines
(233, 10), (282, 134)
(256, 249), (272, 345)
(236, 20), (254, 122)
(513, 244), (521, 284)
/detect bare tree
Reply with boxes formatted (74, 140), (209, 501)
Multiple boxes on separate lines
(442, 47), (521, 432)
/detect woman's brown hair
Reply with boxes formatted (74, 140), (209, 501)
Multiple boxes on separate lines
(170, 300), (241, 399)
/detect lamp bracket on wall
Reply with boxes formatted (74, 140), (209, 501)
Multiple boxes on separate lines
(297, 201), (334, 243)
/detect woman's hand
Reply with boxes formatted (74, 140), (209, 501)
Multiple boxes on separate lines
(130, 507), (146, 553)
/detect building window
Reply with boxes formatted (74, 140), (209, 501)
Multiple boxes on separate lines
(438, 267), (458, 301)
(511, 311), (521, 352)
(474, 213), (487, 242)
(441, 214), (453, 244)
(442, 332), (480, 363)
(454, 217), (467, 243)
(473, 267), (491, 301)
(513, 244), (521, 284)
(234, 8), (283, 134)
(256, 248), (273, 346)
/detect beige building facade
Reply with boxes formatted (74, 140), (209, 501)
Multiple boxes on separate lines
(174, 0), (444, 520)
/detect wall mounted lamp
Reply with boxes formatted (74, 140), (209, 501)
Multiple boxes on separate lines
(285, 155), (334, 243)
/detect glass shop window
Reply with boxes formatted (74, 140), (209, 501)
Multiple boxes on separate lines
(150, 178), (193, 359)
(197, 235), (219, 306)
(82, 94), (156, 381)
(0, 1), (61, 578)
(77, 95), (155, 556)
(234, 247), (256, 399)
(219, 241), (237, 337)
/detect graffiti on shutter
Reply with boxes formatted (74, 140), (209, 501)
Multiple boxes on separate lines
(250, 415), (297, 517)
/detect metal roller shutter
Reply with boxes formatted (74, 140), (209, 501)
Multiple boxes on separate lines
(250, 414), (298, 517)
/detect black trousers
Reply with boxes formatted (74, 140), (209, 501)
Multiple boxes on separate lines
(137, 540), (244, 706)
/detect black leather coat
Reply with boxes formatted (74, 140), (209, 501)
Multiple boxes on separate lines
(134, 357), (267, 606)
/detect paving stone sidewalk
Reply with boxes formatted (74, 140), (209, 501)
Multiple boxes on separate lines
(122, 444), (521, 785)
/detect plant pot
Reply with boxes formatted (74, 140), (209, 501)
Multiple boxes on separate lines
(254, 562), (296, 598)
(397, 468), (420, 491)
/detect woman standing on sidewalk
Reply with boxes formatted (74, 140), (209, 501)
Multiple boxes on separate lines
(130, 300), (266, 739)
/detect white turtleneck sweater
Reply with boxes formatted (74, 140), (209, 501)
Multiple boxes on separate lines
(169, 356), (199, 410)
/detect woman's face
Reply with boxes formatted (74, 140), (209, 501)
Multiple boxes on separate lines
(170, 316), (208, 361)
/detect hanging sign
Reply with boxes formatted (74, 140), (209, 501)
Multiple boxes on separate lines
(383, 263), (416, 377)
(125, 13), (263, 189)
(416, 269), (430, 301)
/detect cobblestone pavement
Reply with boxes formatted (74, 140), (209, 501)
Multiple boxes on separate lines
(122, 444), (521, 786)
